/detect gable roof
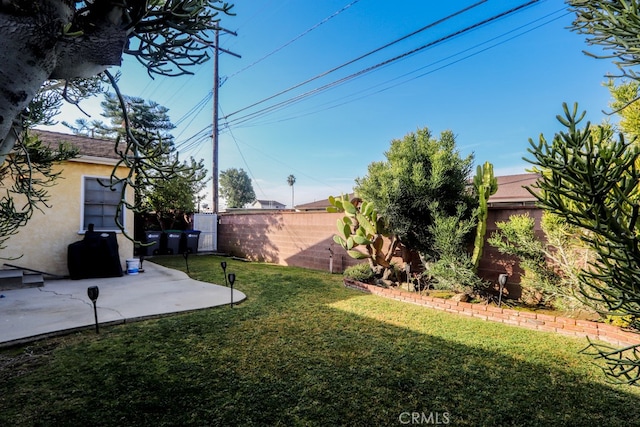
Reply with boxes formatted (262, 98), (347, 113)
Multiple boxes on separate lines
(33, 129), (120, 160)
(295, 193), (355, 211)
(253, 199), (286, 207)
(488, 173), (539, 206)
(295, 174), (541, 211)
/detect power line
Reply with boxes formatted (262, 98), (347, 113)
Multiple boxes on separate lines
(219, 106), (268, 199)
(169, 0), (551, 202)
(225, 0), (541, 128)
(245, 6), (568, 127)
(227, 0), (362, 79)
(222, 0), (489, 121)
(174, 92), (212, 127)
(175, 124), (211, 152)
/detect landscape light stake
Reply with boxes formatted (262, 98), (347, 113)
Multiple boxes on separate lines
(183, 251), (190, 274)
(221, 261), (227, 286)
(87, 286), (100, 334)
(498, 274), (508, 307)
(228, 273), (236, 308)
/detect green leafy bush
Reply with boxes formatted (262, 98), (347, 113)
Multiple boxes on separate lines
(487, 213), (560, 306)
(343, 263), (375, 283)
(428, 206), (482, 294)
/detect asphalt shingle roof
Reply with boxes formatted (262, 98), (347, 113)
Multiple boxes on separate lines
(33, 129), (120, 160)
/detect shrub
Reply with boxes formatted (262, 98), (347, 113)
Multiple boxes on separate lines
(427, 206), (481, 294)
(488, 212), (599, 311)
(488, 213), (559, 306)
(343, 263), (374, 283)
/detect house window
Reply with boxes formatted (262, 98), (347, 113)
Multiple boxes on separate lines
(82, 177), (124, 231)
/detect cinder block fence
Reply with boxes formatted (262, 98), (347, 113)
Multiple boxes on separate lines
(217, 206), (539, 287)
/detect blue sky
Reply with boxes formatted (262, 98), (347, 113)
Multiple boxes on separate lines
(44, 0), (616, 209)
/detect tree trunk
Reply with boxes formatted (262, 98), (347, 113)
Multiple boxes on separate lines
(0, 1), (128, 162)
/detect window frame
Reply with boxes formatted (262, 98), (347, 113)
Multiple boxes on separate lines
(80, 175), (126, 233)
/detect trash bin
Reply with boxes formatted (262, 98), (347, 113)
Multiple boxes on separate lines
(143, 231), (162, 256)
(165, 230), (182, 255)
(182, 230), (201, 254)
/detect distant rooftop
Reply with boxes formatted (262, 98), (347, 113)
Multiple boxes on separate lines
(295, 194), (355, 211)
(252, 199), (286, 209)
(488, 173), (539, 206)
(295, 174), (540, 211)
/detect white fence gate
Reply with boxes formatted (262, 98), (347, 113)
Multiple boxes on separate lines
(193, 213), (217, 252)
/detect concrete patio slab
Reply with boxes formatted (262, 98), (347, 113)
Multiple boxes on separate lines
(0, 261), (245, 347)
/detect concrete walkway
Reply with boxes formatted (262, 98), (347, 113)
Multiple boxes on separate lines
(0, 261), (246, 347)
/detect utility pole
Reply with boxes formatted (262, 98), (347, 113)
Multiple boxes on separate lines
(212, 27), (240, 213)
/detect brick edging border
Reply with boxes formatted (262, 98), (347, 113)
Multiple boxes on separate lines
(343, 278), (640, 347)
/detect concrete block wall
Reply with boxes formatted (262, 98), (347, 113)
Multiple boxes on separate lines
(218, 207), (544, 285)
(218, 211), (363, 273)
(476, 206), (544, 296)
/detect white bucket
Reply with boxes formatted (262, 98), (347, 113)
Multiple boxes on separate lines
(126, 258), (140, 275)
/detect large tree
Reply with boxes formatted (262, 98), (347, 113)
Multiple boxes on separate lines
(65, 93), (208, 231)
(143, 157), (209, 231)
(220, 168), (255, 208)
(0, 1), (234, 163)
(526, 103), (640, 385)
(355, 127), (475, 257)
(66, 93), (176, 144)
(569, 0), (640, 85)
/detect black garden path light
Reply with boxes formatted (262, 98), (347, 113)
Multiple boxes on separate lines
(228, 273), (236, 308)
(183, 251), (190, 274)
(497, 273), (508, 308)
(87, 286), (100, 334)
(221, 261), (228, 286)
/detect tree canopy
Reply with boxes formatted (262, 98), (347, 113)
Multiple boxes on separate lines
(220, 168), (255, 208)
(66, 93), (208, 232)
(569, 0), (640, 83)
(355, 127), (475, 256)
(0, 1), (235, 158)
(0, 1), (234, 242)
(607, 79), (640, 138)
(143, 157), (209, 231)
(526, 103), (640, 385)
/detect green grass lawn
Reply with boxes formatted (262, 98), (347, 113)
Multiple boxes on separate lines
(1, 255), (639, 426)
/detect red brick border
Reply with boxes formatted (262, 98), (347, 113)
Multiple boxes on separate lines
(343, 278), (640, 347)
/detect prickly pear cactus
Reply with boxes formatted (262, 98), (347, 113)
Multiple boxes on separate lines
(327, 195), (391, 267)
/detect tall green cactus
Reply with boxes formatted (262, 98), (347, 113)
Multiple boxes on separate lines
(471, 161), (498, 270)
(327, 195), (394, 267)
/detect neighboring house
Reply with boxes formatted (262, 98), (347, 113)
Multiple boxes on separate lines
(294, 175), (541, 211)
(488, 174), (539, 206)
(251, 200), (286, 210)
(295, 194), (355, 212)
(293, 199), (329, 212)
(480, 173), (542, 291)
(0, 130), (134, 277)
